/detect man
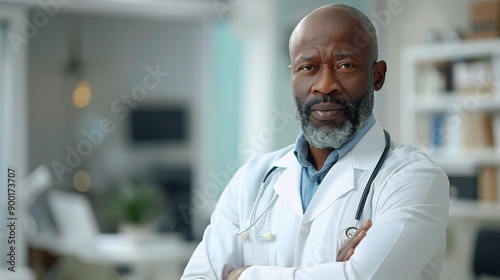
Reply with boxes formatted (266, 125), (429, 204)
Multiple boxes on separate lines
(182, 4), (449, 280)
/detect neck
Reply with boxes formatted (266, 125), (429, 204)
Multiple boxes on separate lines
(308, 145), (333, 170)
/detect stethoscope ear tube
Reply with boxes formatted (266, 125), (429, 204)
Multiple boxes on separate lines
(262, 166), (279, 185)
(354, 130), (391, 221)
(236, 165), (280, 240)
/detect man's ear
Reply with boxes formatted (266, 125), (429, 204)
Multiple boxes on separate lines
(372, 60), (387, 91)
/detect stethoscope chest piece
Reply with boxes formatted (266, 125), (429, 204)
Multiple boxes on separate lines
(338, 226), (358, 247)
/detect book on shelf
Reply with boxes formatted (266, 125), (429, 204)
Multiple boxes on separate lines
(455, 59), (494, 150)
(449, 174), (477, 200)
(462, 113), (494, 148)
(477, 166), (498, 202)
(419, 57), (496, 153)
(469, 0), (500, 39)
(493, 115), (500, 149)
(426, 112), (494, 154)
(448, 166), (500, 202)
(417, 61), (456, 96)
(453, 59), (493, 96)
(431, 113), (445, 147)
(416, 58), (493, 96)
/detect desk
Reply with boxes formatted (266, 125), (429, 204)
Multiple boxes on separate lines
(29, 232), (198, 280)
(441, 200), (500, 280)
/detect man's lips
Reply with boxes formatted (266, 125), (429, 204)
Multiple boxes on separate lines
(310, 103), (346, 121)
(311, 103), (346, 124)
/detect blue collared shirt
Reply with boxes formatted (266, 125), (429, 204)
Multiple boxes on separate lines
(293, 115), (375, 212)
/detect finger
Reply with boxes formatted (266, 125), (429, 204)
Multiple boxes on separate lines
(343, 248), (354, 261)
(337, 230), (367, 261)
(349, 229), (367, 249)
(337, 239), (352, 261)
(224, 266), (251, 280)
(337, 238), (355, 261)
(352, 220), (372, 239)
(359, 219), (373, 232)
(336, 249), (347, 262)
(337, 221), (373, 261)
(337, 240), (354, 261)
(337, 228), (361, 255)
(337, 232), (357, 257)
(340, 228), (366, 253)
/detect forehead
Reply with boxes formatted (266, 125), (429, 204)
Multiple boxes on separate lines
(290, 10), (369, 59)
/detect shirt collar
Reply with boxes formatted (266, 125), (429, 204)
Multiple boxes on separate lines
(293, 114), (375, 170)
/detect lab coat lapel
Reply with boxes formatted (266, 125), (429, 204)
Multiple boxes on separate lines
(272, 151), (304, 217)
(301, 154), (354, 224)
(302, 123), (387, 224)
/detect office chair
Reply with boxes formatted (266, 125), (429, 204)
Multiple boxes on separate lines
(473, 228), (500, 278)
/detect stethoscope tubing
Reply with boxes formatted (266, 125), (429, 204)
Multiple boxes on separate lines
(354, 130), (391, 222)
(236, 167), (279, 236)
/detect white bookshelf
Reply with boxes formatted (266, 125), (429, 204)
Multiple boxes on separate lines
(405, 40), (500, 280)
(401, 38), (500, 174)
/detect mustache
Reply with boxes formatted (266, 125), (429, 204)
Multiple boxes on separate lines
(302, 95), (355, 116)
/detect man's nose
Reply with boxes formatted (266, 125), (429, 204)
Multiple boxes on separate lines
(311, 66), (341, 95)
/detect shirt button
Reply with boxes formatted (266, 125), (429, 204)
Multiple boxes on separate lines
(299, 226), (310, 236)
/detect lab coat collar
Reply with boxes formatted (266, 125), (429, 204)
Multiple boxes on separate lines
(271, 151), (304, 217)
(270, 122), (387, 222)
(351, 122), (387, 171)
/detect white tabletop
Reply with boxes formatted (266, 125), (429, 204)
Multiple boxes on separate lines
(30, 232), (199, 266)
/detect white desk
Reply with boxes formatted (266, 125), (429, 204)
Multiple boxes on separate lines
(30, 232), (198, 280)
(441, 200), (500, 280)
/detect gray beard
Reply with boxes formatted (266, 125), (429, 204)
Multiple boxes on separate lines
(294, 85), (374, 149)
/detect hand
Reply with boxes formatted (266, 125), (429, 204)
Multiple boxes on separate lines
(336, 219), (372, 262)
(224, 266), (251, 280)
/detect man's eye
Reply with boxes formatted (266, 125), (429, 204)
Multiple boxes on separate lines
(300, 65), (314, 71)
(340, 63), (354, 69)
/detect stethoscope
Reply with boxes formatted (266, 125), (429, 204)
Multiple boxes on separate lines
(236, 130), (391, 247)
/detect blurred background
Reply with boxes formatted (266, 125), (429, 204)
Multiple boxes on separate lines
(1, 0), (500, 279)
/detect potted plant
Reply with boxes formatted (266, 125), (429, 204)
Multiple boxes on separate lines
(109, 183), (167, 242)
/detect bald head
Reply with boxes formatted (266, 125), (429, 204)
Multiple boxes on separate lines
(289, 4), (378, 62)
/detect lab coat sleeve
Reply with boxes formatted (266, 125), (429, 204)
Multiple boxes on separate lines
(181, 165), (246, 280)
(239, 155), (449, 280)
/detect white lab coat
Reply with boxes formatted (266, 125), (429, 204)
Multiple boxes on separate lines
(182, 122), (449, 280)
